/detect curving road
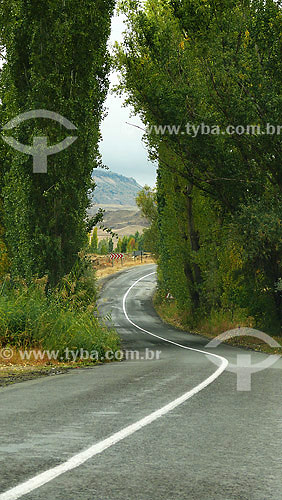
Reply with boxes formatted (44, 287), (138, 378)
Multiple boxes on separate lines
(0, 264), (281, 500)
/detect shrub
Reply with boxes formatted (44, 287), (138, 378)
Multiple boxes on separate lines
(0, 258), (120, 361)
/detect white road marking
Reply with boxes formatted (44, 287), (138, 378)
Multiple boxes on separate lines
(0, 271), (228, 500)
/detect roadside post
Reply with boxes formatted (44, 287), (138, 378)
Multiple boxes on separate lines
(132, 250), (143, 262)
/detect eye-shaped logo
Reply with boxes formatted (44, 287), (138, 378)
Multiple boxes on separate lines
(205, 328), (281, 391)
(1, 110), (77, 173)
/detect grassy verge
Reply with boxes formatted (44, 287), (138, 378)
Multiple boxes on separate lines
(154, 296), (282, 355)
(0, 258), (120, 385)
(91, 254), (156, 279)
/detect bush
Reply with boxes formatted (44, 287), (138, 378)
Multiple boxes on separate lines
(54, 256), (98, 311)
(0, 258), (120, 361)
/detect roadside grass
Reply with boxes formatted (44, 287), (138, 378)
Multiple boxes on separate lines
(0, 258), (120, 376)
(90, 253), (156, 279)
(154, 296), (282, 355)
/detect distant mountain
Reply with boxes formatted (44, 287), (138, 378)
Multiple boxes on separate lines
(91, 170), (142, 206)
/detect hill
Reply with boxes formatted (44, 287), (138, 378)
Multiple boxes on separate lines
(91, 169), (142, 206)
(88, 170), (149, 241)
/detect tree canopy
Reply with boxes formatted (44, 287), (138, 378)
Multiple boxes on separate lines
(0, 0), (115, 285)
(115, 0), (282, 333)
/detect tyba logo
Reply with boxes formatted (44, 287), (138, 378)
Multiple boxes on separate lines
(1, 110), (77, 173)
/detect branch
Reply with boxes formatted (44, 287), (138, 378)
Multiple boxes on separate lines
(125, 121), (146, 132)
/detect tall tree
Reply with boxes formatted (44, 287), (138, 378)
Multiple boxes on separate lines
(115, 0), (282, 331)
(136, 186), (159, 255)
(89, 227), (98, 254)
(0, 0), (115, 285)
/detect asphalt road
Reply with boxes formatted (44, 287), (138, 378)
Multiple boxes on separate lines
(0, 264), (281, 500)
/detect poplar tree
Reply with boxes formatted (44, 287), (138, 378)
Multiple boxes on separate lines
(115, 0), (282, 331)
(0, 0), (115, 285)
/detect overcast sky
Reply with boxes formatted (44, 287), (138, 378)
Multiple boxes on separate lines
(99, 14), (157, 187)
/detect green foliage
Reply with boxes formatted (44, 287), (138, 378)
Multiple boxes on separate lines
(54, 255), (98, 311)
(136, 186), (158, 222)
(98, 239), (109, 255)
(89, 227), (98, 253)
(0, 0), (115, 286)
(0, 203), (9, 279)
(116, 238), (123, 252)
(90, 233), (144, 255)
(115, 0), (282, 334)
(133, 231), (145, 251)
(136, 186), (159, 255)
(0, 262), (119, 360)
(121, 236), (129, 253)
(108, 238), (114, 253)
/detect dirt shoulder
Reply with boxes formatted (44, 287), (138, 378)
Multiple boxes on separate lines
(0, 359), (108, 388)
(0, 365), (71, 388)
